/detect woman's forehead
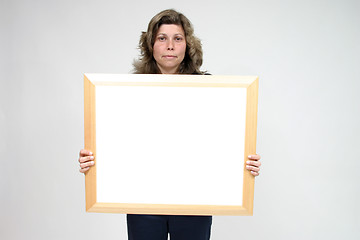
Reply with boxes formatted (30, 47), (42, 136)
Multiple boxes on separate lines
(157, 24), (185, 35)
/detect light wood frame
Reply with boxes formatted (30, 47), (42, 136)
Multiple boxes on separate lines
(84, 74), (258, 216)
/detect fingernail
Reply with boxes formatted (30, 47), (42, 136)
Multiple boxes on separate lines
(90, 152), (93, 155)
(91, 161), (95, 165)
(90, 156), (94, 160)
(248, 155), (252, 158)
(246, 161), (250, 164)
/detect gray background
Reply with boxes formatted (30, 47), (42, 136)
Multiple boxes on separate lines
(1, 0), (359, 239)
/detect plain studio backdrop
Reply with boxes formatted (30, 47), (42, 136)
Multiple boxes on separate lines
(1, 0), (359, 239)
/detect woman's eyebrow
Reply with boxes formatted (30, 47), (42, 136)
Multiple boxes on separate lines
(157, 33), (184, 36)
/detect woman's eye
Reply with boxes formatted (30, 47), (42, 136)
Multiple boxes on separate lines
(158, 37), (166, 41)
(175, 37), (183, 41)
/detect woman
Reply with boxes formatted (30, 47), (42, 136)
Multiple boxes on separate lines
(79, 9), (261, 240)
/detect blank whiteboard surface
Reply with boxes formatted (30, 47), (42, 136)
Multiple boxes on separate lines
(96, 86), (247, 206)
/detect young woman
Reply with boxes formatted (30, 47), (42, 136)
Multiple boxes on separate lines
(78, 9), (261, 240)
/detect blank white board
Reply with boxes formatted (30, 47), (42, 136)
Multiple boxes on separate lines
(84, 74), (258, 215)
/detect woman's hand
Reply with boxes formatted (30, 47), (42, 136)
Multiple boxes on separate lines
(78, 150), (261, 176)
(246, 154), (261, 176)
(78, 149), (95, 173)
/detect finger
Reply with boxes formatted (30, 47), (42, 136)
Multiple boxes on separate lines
(250, 170), (260, 176)
(80, 161), (95, 169)
(79, 149), (93, 157)
(79, 167), (90, 173)
(246, 165), (260, 172)
(78, 155), (94, 163)
(248, 154), (261, 160)
(246, 160), (261, 167)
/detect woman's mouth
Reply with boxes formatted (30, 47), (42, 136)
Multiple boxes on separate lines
(162, 55), (177, 59)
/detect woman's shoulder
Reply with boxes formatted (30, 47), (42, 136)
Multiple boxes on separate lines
(192, 71), (211, 75)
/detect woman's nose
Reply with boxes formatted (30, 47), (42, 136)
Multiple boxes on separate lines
(167, 40), (174, 50)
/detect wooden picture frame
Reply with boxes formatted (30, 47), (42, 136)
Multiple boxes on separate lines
(84, 74), (258, 216)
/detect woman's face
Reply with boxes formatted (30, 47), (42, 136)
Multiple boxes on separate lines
(153, 24), (186, 74)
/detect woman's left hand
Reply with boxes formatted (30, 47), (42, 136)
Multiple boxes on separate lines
(246, 154), (261, 176)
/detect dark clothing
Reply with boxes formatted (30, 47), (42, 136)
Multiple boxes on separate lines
(127, 214), (212, 240)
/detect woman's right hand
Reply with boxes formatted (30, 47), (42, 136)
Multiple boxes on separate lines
(78, 149), (95, 173)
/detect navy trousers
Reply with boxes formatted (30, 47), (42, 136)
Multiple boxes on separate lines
(127, 214), (212, 240)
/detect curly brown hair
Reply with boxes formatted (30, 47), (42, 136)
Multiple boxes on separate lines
(133, 9), (204, 74)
